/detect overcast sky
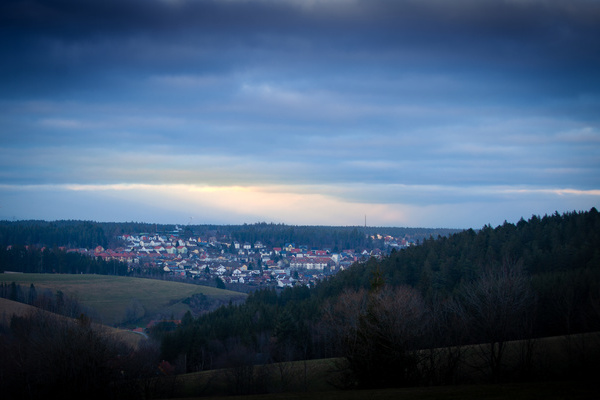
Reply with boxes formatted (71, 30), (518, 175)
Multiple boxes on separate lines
(1, 0), (599, 229)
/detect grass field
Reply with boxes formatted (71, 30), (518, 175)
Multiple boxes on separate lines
(0, 273), (246, 326)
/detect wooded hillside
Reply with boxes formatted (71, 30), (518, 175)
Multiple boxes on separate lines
(158, 208), (600, 390)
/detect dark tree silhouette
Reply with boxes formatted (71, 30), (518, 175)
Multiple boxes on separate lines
(454, 261), (536, 381)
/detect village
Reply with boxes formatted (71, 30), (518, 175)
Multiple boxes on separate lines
(72, 226), (417, 291)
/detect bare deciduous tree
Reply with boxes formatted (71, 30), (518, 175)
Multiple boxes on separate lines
(420, 294), (466, 385)
(0, 309), (162, 399)
(322, 285), (426, 388)
(454, 262), (536, 382)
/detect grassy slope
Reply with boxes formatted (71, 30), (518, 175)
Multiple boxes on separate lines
(166, 362), (600, 400)
(167, 333), (600, 399)
(0, 296), (35, 321)
(0, 273), (246, 326)
(0, 297), (144, 348)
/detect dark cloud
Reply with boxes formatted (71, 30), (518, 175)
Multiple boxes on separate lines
(3, 1), (599, 62)
(1, 0), (599, 226)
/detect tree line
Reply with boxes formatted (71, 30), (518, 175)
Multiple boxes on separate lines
(223, 223), (459, 251)
(0, 219), (460, 253)
(0, 220), (108, 249)
(0, 245), (128, 275)
(0, 282), (92, 319)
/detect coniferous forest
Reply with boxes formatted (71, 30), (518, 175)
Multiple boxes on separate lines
(1, 209), (599, 397)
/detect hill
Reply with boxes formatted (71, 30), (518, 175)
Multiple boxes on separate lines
(0, 274), (246, 326)
(156, 208), (600, 390)
(0, 297), (144, 348)
(0, 296), (35, 320)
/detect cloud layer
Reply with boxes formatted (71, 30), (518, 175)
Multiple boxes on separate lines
(1, 0), (599, 228)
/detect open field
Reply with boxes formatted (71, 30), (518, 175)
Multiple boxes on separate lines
(0, 273), (246, 326)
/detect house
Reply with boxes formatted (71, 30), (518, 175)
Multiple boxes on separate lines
(176, 246), (188, 254)
(197, 236), (208, 244)
(164, 245), (175, 254)
(216, 265), (227, 275)
(290, 257), (330, 270)
(277, 278), (294, 288)
(291, 248), (304, 256)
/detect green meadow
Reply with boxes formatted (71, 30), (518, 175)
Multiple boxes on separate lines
(0, 273), (246, 326)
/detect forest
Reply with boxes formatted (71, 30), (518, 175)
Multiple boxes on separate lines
(0, 219), (459, 252)
(0, 245), (128, 275)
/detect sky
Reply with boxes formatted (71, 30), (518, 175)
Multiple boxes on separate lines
(1, 0), (599, 229)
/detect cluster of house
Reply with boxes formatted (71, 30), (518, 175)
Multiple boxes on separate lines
(72, 228), (414, 290)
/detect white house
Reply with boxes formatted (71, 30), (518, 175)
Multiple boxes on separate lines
(277, 278), (294, 288)
(177, 246), (188, 254)
(166, 246), (177, 254)
(216, 265), (227, 275)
